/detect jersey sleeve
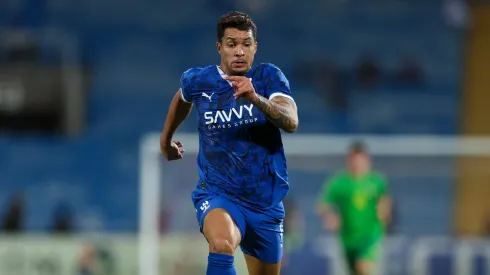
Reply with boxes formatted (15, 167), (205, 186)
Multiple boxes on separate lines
(263, 63), (294, 101)
(319, 176), (339, 206)
(180, 68), (197, 103)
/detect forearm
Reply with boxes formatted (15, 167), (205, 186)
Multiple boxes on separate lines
(250, 94), (298, 133)
(377, 196), (392, 224)
(317, 203), (341, 230)
(316, 202), (328, 216)
(317, 203), (334, 219)
(160, 90), (192, 151)
(318, 206), (334, 219)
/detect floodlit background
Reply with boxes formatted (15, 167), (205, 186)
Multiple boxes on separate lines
(0, 0), (489, 274)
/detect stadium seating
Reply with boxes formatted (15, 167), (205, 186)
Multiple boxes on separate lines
(0, 0), (463, 235)
(284, 236), (490, 275)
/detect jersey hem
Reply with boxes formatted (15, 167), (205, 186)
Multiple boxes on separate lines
(199, 185), (283, 212)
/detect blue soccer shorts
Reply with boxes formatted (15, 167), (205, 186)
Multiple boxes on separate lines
(193, 189), (285, 264)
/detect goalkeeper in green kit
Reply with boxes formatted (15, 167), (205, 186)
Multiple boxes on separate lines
(316, 142), (392, 275)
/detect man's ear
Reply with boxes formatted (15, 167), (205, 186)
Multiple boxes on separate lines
(217, 42), (221, 54)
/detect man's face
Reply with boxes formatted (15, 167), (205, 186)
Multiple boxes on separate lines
(348, 152), (371, 175)
(217, 28), (257, 76)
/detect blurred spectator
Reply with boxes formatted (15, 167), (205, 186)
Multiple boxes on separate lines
(96, 246), (115, 275)
(77, 244), (97, 275)
(318, 60), (346, 109)
(283, 197), (302, 238)
(355, 55), (381, 89)
(483, 215), (490, 237)
(1, 192), (25, 233)
(292, 58), (347, 109)
(159, 203), (171, 235)
(77, 244), (115, 275)
(394, 57), (425, 85)
(51, 202), (74, 233)
(3, 37), (39, 64)
(282, 196), (304, 266)
(1, 0), (46, 64)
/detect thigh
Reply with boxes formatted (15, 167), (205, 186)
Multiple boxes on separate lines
(195, 196), (246, 254)
(355, 260), (373, 275)
(240, 204), (284, 266)
(355, 239), (382, 275)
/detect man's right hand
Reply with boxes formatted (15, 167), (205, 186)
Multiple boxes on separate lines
(162, 141), (185, 161)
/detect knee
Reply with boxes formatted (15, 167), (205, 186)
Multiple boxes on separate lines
(209, 238), (236, 255)
(355, 261), (371, 275)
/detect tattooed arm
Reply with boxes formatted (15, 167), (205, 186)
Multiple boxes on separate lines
(224, 75), (299, 133)
(250, 95), (299, 133)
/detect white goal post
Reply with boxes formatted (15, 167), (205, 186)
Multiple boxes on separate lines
(138, 133), (490, 275)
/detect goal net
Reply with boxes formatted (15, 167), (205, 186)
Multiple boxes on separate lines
(139, 133), (490, 275)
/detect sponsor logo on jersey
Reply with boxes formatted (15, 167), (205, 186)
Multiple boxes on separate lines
(202, 92), (214, 102)
(204, 103), (258, 129)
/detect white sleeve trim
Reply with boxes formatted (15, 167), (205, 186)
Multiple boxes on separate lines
(180, 88), (191, 103)
(269, 92), (294, 101)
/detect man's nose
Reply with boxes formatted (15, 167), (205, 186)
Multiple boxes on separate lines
(235, 47), (245, 57)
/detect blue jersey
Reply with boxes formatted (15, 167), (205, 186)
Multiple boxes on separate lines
(181, 63), (293, 209)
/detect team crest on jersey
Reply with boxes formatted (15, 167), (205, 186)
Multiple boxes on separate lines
(353, 191), (367, 210)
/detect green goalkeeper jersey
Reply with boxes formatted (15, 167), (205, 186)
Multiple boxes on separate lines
(319, 170), (388, 247)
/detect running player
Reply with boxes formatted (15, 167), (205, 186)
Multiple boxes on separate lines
(160, 11), (299, 275)
(316, 142), (391, 275)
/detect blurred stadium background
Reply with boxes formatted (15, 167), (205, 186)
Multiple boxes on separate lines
(0, 0), (490, 274)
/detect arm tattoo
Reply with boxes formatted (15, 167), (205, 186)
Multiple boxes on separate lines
(250, 94), (298, 133)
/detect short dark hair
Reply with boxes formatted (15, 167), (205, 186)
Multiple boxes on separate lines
(348, 140), (368, 154)
(217, 11), (257, 42)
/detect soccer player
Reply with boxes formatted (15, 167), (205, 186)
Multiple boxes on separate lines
(160, 11), (299, 275)
(316, 142), (391, 275)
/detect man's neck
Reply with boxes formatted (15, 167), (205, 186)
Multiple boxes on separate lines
(218, 64), (230, 76)
(350, 170), (369, 179)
